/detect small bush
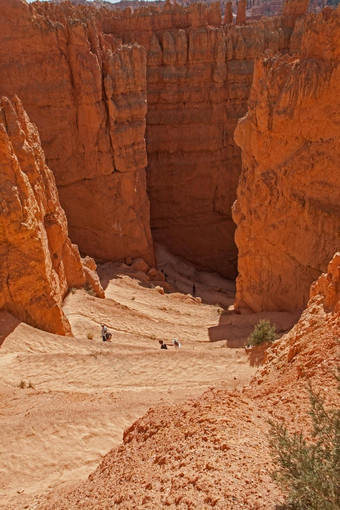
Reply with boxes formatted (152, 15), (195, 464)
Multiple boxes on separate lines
(87, 332), (94, 340)
(247, 319), (276, 346)
(19, 380), (26, 389)
(268, 382), (340, 510)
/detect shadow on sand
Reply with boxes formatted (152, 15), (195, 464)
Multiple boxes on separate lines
(97, 262), (155, 292)
(0, 311), (21, 347)
(96, 260), (236, 308)
(209, 309), (302, 349)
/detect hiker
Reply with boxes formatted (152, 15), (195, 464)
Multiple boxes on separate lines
(173, 339), (181, 349)
(159, 339), (168, 350)
(101, 324), (112, 342)
(192, 283), (196, 297)
(161, 268), (168, 282)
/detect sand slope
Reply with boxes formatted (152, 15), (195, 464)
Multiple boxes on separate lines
(0, 253), (302, 509)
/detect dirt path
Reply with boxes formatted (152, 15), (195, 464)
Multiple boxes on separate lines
(0, 255), (299, 509)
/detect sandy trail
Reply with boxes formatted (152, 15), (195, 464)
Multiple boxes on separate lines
(0, 253), (299, 509)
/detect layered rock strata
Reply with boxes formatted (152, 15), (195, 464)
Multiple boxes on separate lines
(0, 96), (85, 335)
(0, 0), (154, 266)
(1, 0), (332, 287)
(7, 1), (298, 279)
(233, 8), (340, 312)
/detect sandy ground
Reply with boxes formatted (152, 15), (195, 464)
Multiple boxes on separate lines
(0, 250), (300, 509)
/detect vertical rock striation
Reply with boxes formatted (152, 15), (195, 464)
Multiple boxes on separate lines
(0, 96), (85, 335)
(146, 25), (240, 278)
(1, 0), (336, 306)
(0, 0), (155, 266)
(233, 8), (340, 312)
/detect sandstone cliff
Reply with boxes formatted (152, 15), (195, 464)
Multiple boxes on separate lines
(0, 0), (155, 267)
(1, 0), (337, 300)
(233, 7), (340, 312)
(0, 96), (85, 335)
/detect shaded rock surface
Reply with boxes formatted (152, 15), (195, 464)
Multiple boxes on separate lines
(0, 0), (311, 281)
(233, 7), (340, 312)
(0, 0), (155, 266)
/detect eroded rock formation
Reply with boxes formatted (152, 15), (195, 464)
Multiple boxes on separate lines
(0, 0), (338, 318)
(0, 0), (155, 267)
(310, 252), (340, 313)
(0, 96), (85, 335)
(233, 7), (340, 312)
(0, 0), (286, 280)
(255, 251), (340, 383)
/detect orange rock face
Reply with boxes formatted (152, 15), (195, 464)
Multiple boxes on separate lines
(0, 96), (85, 335)
(233, 8), (340, 312)
(146, 25), (240, 278)
(1, 0), (290, 280)
(142, 8), (289, 278)
(0, 0), (337, 312)
(0, 0), (155, 267)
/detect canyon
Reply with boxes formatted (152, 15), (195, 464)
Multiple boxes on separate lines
(0, 0), (339, 508)
(1, 0), (338, 332)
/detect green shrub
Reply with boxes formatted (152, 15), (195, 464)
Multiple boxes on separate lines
(247, 319), (276, 346)
(268, 382), (340, 510)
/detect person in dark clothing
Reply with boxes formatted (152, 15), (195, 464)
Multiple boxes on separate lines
(101, 324), (112, 342)
(192, 283), (196, 297)
(159, 339), (168, 349)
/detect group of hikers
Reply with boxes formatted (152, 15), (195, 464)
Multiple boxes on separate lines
(99, 271), (198, 348)
(159, 339), (181, 350)
(101, 324), (181, 349)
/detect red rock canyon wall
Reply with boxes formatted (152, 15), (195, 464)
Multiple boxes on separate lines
(99, 2), (298, 278)
(3, 1), (305, 280)
(233, 7), (340, 312)
(2, 0), (337, 314)
(0, 0), (155, 267)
